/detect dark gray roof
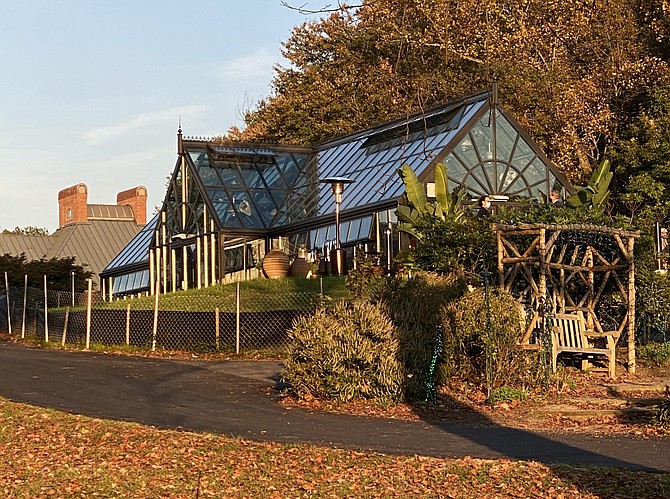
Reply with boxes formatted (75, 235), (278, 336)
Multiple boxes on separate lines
(45, 220), (143, 287)
(0, 234), (53, 260)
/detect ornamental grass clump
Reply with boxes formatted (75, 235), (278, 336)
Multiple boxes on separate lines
(285, 301), (403, 404)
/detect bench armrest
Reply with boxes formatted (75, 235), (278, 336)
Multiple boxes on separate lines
(583, 330), (618, 338)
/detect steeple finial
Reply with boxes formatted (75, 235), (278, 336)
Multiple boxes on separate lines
(177, 117), (183, 154)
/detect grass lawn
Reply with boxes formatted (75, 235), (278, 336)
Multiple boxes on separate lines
(92, 276), (350, 312)
(0, 397), (668, 498)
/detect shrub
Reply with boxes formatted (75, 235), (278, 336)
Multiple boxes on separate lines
(658, 398), (670, 426)
(411, 217), (496, 278)
(345, 251), (385, 300)
(441, 288), (540, 393)
(284, 301), (403, 404)
(637, 342), (670, 367)
(375, 272), (467, 401)
(488, 386), (527, 404)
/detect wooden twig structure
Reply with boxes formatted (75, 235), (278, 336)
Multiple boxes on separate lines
(493, 223), (640, 373)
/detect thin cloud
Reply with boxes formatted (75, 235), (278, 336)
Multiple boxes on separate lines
(214, 48), (279, 81)
(84, 106), (205, 144)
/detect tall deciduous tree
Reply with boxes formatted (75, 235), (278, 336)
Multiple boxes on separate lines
(242, 0), (669, 183)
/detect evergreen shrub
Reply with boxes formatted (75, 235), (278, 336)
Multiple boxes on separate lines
(637, 342), (670, 367)
(441, 288), (540, 391)
(376, 271), (467, 401)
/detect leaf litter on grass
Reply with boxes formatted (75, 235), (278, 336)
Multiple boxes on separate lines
(0, 397), (668, 498)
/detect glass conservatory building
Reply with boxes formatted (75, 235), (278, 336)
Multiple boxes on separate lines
(101, 89), (573, 298)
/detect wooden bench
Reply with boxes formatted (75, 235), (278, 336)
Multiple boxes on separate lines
(551, 312), (618, 378)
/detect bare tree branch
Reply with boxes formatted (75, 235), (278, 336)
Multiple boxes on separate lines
(280, 1), (361, 15)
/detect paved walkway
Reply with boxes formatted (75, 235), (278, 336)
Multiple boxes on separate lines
(0, 342), (668, 473)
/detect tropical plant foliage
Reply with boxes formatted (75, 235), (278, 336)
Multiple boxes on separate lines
(565, 159), (613, 211)
(395, 163), (467, 239)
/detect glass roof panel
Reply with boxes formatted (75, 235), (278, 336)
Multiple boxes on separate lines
(495, 111), (519, 164)
(443, 152), (468, 185)
(472, 119), (494, 162)
(499, 166), (520, 193)
(214, 201), (242, 228)
(510, 137), (536, 171)
(102, 213), (158, 274)
(506, 175), (530, 196)
(523, 158), (548, 187)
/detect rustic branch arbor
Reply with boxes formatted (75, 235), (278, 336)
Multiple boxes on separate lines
(493, 223), (640, 373)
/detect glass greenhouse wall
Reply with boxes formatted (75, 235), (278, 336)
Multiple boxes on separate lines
(101, 90), (573, 298)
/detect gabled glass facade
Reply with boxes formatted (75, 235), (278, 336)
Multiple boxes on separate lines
(101, 90), (573, 298)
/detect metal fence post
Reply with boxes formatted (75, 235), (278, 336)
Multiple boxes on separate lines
(152, 280), (160, 352)
(62, 306), (69, 347)
(215, 307), (220, 350)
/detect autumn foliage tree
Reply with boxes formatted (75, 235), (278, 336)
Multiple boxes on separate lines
(242, 0), (669, 183)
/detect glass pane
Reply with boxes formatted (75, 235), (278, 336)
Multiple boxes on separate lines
(444, 152), (468, 184)
(359, 216), (373, 240)
(495, 111), (518, 164)
(510, 138), (536, 171)
(465, 165), (492, 194)
(524, 158), (548, 186)
(339, 220), (351, 243)
(500, 166), (520, 193)
(472, 120), (494, 162)
(455, 134), (480, 167)
(348, 218), (362, 240)
(506, 176), (530, 196)
(273, 155), (297, 188)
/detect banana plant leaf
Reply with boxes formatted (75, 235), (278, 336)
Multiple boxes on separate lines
(397, 163), (427, 210)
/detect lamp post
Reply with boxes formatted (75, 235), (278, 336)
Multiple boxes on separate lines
(70, 270), (75, 306)
(320, 177), (354, 276)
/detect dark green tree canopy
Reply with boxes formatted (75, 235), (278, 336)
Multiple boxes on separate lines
(0, 254), (92, 291)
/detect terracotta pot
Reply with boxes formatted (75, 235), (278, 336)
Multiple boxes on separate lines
(262, 250), (290, 279)
(290, 257), (311, 278)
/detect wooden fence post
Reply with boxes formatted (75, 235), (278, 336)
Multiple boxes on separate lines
(62, 306), (69, 347)
(85, 278), (92, 350)
(126, 303), (131, 346)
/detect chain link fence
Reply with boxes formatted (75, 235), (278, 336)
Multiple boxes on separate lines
(0, 284), (328, 356)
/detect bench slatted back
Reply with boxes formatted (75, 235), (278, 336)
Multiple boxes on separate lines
(553, 313), (586, 349)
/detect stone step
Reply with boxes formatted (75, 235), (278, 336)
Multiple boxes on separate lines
(565, 397), (664, 407)
(603, 382), (669, 395)
(538, 405), (657, 419)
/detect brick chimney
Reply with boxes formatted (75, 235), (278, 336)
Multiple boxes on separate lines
(116, 186), (147, 225)
(58, 183), (88, 227)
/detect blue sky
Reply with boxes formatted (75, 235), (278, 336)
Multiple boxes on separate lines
(0, 1), (318, 232)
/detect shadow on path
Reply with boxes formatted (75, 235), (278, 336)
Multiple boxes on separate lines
(0, 341), (667, 478)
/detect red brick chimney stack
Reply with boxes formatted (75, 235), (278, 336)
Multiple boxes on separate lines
(58, 183), (88, 227)
(116, 186), (148, 225)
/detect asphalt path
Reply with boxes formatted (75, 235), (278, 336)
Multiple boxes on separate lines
(0, 341), (668, 473)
